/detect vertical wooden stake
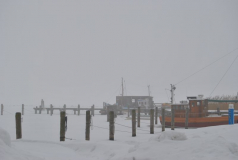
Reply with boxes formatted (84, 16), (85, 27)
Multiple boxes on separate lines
(86, 110), (90, 140)
(1, 104), (3, 115)
(217, 107), (220, 115)
(60, 111), (65, 141)
(78, 105), (80, 116)
(185, 107), (189, 129)
(132, 109), (136, 137)
(63, 104), (66, 113)
(171, 108), (175, 130)
(15, 112), (22, 139)
(109, 111), (114, 140)
(50, 104), (53, 116)
(91, 105), (95, 116)
(22, 104), (24, 115)
(155, 107), (158, 124)
(35, 106), (37, 114)
(150, 109), (154, 134)
(137, 107), (140, 127)
(162, 108), (165, 132)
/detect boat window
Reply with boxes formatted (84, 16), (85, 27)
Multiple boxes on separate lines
(197, 102), (200, 106)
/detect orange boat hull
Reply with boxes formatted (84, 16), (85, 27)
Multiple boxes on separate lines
(159, 116), (238, 128)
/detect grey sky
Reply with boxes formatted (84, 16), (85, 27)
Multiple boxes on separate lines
(1, 0), (238, 107)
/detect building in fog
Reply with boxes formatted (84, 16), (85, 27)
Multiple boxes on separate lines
(116, 96), (154, 109)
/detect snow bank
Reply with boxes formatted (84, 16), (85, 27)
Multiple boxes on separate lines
(157, 131), (187, 141)
(0, 127), (11, 147)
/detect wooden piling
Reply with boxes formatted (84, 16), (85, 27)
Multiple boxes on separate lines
(60, 111), (65, 141)
(91, 105), (95, 116)
(15, 112), (22, 139)
(1, 104), (3, 115)
(86, 110), (90, 140)
(137, 107), (140, 127)
(35, 106), (37, 114)
(185, 107), (189, 129)
(155, 107), (158, 125)
(171, 108), (175, 130)
(109, 111), (114, 140)
(132, 109), (136, 137)
(217, 107), (220, 115)
(22, 104), (24, 115)
(150, 109), (154, 134)
(50, 104), (53, 116)
(63, 104), (66, 113)
(78, 105), (80, 116)
(162, 108), (165, 132)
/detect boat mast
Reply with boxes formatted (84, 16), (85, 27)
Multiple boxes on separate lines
(170, 84), (176, 104)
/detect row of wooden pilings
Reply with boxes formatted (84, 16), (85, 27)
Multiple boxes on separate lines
(14, 107), (190, 141)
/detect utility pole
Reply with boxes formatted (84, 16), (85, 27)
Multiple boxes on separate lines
(170, 84), (176, 104)
(148, 85), (151, 97)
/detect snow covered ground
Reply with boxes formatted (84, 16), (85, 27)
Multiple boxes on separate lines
(0, 105), (238, 160)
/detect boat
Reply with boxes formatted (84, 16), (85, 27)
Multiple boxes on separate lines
(159, 96), (238, 128)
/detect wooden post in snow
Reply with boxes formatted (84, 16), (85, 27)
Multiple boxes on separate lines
(162, 108), (165, 132)
(50, 104), (53, 116)
(60, 111), (65, 141)
(155, 107), (158, 124)
(185, 107), (189, 129)
(22, 104), (24, 115)
(91, 105), (94, 116)
(78, 105), (80, 116)
(35, 106), (37, 114)
(137, 107), (140, 127)
(217, 107), (220, 115)
(150, 109), (154, 134)
(15, 112), (22, 139)
(109, 111), (114, 140)
(132, 109), (136, 137)
(85, 110), (90, 140)
(171, 108), (175, 130)
(1, 104), (3, 115)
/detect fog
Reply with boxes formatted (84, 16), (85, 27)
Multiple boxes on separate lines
(1, 0), (238, 107)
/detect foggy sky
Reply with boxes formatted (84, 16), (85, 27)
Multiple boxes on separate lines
(1, 0), (238, 107)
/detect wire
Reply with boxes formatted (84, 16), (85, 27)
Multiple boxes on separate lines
(175, 47), (238, 85)
(209, 52), (238, 96)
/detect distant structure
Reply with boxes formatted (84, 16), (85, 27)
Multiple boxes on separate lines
(40, 99), (45, 109)
(116, 96), (154, 109)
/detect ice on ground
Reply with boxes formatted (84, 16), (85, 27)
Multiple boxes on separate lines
(157, 131), (187, 141)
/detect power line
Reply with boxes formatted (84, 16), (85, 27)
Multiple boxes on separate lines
(209, 52), (238, 97)
(175, 47), (238, 85)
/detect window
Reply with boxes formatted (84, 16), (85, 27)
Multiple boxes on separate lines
(197, 102), (200, 106)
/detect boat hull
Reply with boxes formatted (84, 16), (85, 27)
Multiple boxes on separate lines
(159, 116), (238, 128)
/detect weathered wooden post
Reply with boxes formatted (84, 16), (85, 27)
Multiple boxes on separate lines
(137, 107), (140, 127)
(22, 104), (24, 115)
(155, 107), (158, 124)
(63, 104), (66, 113)
(78, 105), (80, 116)
(107, 106), (110, 122)
(91, 105), (95, 116)
(171, 108), (175, 130)
(150, 109), (154, 134)
(15, 112), (22, 139)
(1, 104), (3, 115)
(109, 111), (114, 140)
(50, 104), (53, 116)
(162, 108), (165, 132)
(217, 107), (220, 115)
(60, 111), (65, 141)
(132, 109), (136, 137)
(86, 110), (90, 140)
(185, 107), (189, 129)
(35, 106), (37, 114)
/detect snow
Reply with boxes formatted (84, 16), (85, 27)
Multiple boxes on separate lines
(0, 106), (238, 160)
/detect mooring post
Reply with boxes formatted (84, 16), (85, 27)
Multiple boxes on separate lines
(63, 104), (66, 113)
(60, 111), (65, 141)
(162, 108), (165, 132)
(107, 106), (110, 122)
(22, 104), (24, 115)
(50, 104), (53, 116)
(78, 105), (80, 116)
(217, 107), (220, 115)
(137, 107), (140, 127)
(1, 104), (3, 115)
(15, 112), (22, 139)
(86, 110), (90, 140)
(109, 111), (114, 140)
(35, 106), (37, 114)
(171, 108), (175, 130)
(132, 109), (136, 137)
(155, 107), (158, 124)
(185, 107), (189, 129)
(150, 109), (154, 134)
(91, 105), (94, 116)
